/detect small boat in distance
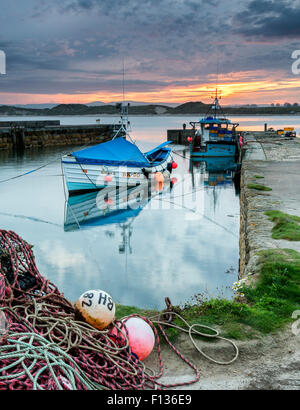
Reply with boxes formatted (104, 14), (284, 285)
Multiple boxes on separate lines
(189, 89), (239, 158)
(61, 103), (176, 195)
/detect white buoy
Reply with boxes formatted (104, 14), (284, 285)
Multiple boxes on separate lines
(75, 289), (115, 330)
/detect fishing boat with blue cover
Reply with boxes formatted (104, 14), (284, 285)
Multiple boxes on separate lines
(61, 104), (176, 195)
(189, 90), (239, 158)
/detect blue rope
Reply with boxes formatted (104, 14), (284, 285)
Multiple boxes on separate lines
(0, 160), (59, 184)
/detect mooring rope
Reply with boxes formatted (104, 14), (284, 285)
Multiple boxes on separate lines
(0, 159), (59, 184)
(0, 141), (105, 185)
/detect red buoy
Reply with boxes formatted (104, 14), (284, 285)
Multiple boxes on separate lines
(105, 175), (113, 182)
(111, 317), (155, 361)
(172, 162), (178, 169)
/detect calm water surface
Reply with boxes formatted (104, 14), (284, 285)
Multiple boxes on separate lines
(1, 114), (297, 309)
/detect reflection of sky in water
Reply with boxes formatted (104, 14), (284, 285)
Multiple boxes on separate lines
(0, 115), (253, 309)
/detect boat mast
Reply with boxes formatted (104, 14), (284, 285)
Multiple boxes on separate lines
(213, 88), (221, 120)
(113, 60), (133, 141)
(121, 58), (131, 136)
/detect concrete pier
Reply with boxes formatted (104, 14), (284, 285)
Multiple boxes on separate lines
(239, 133), (300, 279)
(0, 121), (120, 151)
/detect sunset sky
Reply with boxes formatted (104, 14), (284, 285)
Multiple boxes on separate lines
(0, 0), (300, 106)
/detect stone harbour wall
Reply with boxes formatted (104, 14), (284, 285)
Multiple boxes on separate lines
(239, 133), (300, 282)
(0, 132), (14, 150)
(0, 124), (117, 151)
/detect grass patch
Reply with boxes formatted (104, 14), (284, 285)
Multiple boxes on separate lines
(115, 249), (300, 341)
(253, 175), (264, 179)
(247, 183), (272, 191)
(179, 249), (300, 338)
(265, 210), (300, 241)
(115, 304), (158, 320)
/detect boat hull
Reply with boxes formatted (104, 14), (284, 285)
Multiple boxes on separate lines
(62, 152), (173, 194)
(190, 142), (237, 157)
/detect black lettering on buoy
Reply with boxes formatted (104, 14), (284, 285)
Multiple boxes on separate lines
(84, 292), (94, 299)
(82, 299), (92, 308)
(107, 297), (114, 311)
(98, 292), (107, 306)
(82, 292), (94, 308)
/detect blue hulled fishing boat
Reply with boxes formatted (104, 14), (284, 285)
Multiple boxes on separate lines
(189, 90), (239, 158)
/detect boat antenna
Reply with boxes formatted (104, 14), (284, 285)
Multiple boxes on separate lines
(213, 88), (221, 119)
(209, 61), (226, 119)
(113, 59), (136, 144)
(122, 57), (125, 104)
(213, 61), (219, 119)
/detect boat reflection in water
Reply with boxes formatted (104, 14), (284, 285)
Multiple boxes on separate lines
(189, 157), (241, 195)
(64, 180), (172, 254)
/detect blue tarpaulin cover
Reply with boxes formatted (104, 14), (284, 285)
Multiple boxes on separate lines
(145, 141), (172, 156)
(73, 137), (151, 167)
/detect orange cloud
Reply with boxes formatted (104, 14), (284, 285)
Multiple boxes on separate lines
(1, 74), (300, 105)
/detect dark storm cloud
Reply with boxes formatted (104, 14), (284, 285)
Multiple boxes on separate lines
(214, 44), (296, 75)
(234, 0), (300, 39)
(0, 0), (299, 101)
(36, 0), (225, 40)
(1, 0), (229, 96)
(0, 73), (169, 95)
(59, 0), (208, 17)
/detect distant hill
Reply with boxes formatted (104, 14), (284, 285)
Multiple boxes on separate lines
(172, 101), (209, 114)
(0, 103), (174, 116)
(0, 102), (300, 116)
(14, 103), (57, 109)
(11, 100), (180, 109)
(87, 100), (180, 107)
(0, 105), (46, 115)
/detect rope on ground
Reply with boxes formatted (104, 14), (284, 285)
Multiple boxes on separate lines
(0, 331), (103, 390)
(149, 311), (239, 366)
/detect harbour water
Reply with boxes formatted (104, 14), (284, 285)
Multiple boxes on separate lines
(0, 115), (298, 310)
